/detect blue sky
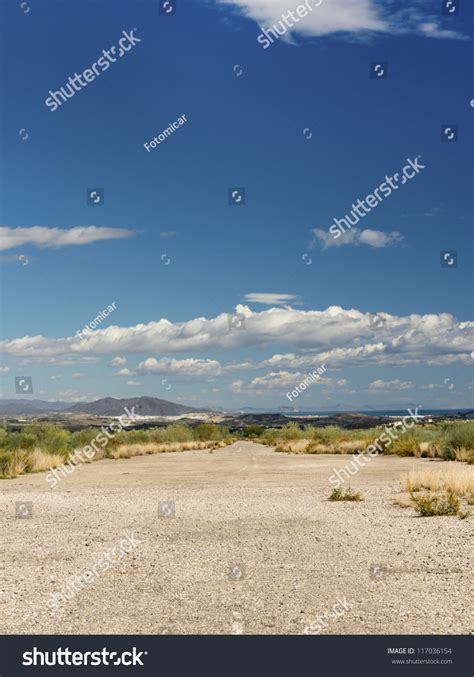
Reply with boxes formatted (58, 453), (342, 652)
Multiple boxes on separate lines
(0, 0), (473, 410)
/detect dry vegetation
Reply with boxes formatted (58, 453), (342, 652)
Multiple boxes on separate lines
(409, 492), (469, 518)
(108, 440), (229, 459)
(402, 462), (474, 498)
(258, 421), (474, 463)
(328, 486), (363, 502)
(2, 419), (473, 483)
(0, 423), (233, 479)
(394, 462), (474, 519)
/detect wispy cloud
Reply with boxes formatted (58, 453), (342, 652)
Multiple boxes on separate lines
(243, 293), (301, 306)
(0, 226), (134, 251)
(311, 228), (404, 249)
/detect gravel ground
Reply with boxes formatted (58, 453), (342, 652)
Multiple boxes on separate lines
(0, 442), (471, 635)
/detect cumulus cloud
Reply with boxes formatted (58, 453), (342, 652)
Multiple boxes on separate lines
(108, 356), (127, 367)
(1, 306), (472, 374)
(249, 371), (327, 390)
(137, 357), (223, 378)
(243, 293), (301, 306)
(127, 380), (141, 386)
(114, 368), (133, 377)
(311, 228), (404, 249)
(369, 379), (415, 390)
(212, 0), (466, 40)
(0, 226), (134, 251)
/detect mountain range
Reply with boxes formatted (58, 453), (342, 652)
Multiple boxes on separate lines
(0, 396), (209, 417)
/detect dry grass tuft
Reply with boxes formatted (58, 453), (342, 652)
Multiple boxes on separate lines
(275, 439), (311, 454)
(28, 449), (66, 473)
(454, 448), (474, 464)
(0, 448), (65, 478)
(402, 462), (474, 499)
(0, 451), (30, 478)
(275, 439), (367, 455)
(109, 440), (229, 460)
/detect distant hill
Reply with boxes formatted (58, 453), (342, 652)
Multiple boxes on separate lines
(0, 399), (71, 416)
(64, 396), (209, 417)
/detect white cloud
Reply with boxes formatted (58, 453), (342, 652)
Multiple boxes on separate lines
(250, 371), (307, 389)
(417, 22), (464, 40)
(1, 306), (472, 373)
(114, 368), (133, 376)
(0, 226), (133, 251)
(249, 370), (333, 390)
(127, 380), (141, 386)
(49, 374), (62, 381)
(230, 379), (243, 393)
(0, 366), (9, 374)
(72, 372), (84, 379)
(243, 293), (301, 306)
(369, 379), (415, 390)
(108, 356), (127, 367)
(159, 231), (177, 238)
(16, 356), (100, 366)
(312, 228), (404, 249)
(137, 357), (222, 378)
(212, 0), (466, 40)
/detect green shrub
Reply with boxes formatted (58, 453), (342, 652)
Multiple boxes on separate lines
(410, 491), (463, 517)
(155, 423), (194, 443)
(4, 432), (38, 452)
(70, 428), (104, 449)
(260, 428), (280, 444)
(277, 422), (304, 441)
(193, 424), (229, 441)
(302, 426), (320, 441)
(386, 436), (418, 457)
(442, 422), (474, 453)
(328, 487), (363, 502)
(114, 428), (151, 446)
(241, 425), (265, 438)
(25, 424), (70, 456)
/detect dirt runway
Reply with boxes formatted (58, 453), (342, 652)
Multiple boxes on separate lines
(0, 442), (471, 635)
